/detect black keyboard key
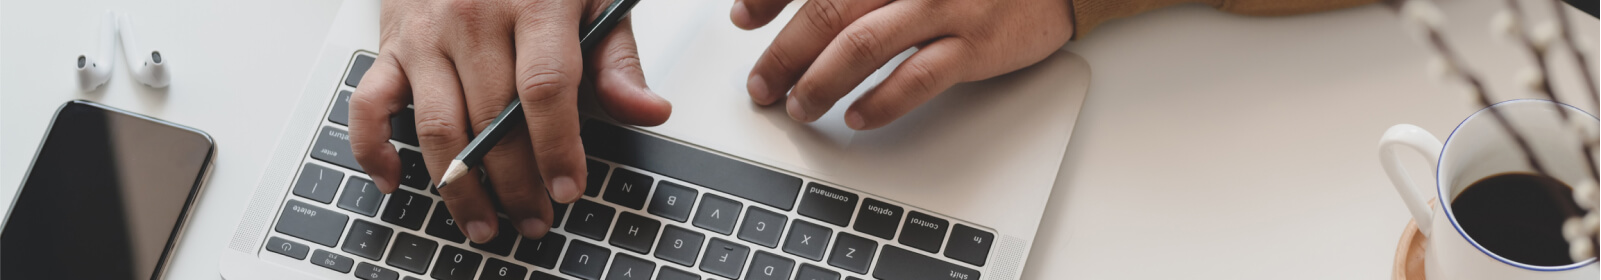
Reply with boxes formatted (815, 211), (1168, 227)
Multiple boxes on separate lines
(311, 249), (356, 273)
(782, 220), (831, 261)
(514, 232), (566, 269)
(341, 220), (394, 260)
(585, 159), (609, 197)
(339, 177), (384, 216)
(561, 240), (611, 280)
(738, 206), (787, 248)
(355, 262), (400, 280)
(346, 54), (375, 87)
(647, 181), (697, 222)
(826, 233), (874, 274)
(606, 253), (655, 280)
(898, 211), (947, 253)
(311, 126), (364, 172)
(293, 163), (344, 204)
(471, 217), (518, 255)
(874, 246), (980, 280)
(386, 232), (438, 274)
(565, 199), (616, 241)
(602, 168), (653, 210)
(480, 258), (528, 280)
(945, 224), (994, 267)
(379, 190), (431, 230)
(655, 266), (699, 280)
(796, 183), (857, 227)
(330, 90), (353, 125)
(424, 202), (467, 243)
(745, 251), (794, 280)
(531, 271), (565, 280)
(582, 121), (803, 210)
(265, 236), (310, 260)
(853, 198), (902, 240)
(609, 212), (661, 254)
(794, 264), (840, 280)
(398, 149), (430, 189)
(654, 225), (704, 267)
(698, 238), (749, 279)
(431, 245), (483, 280)
(692, 194), (741, 235)
(389, 108), (419, 146)
(405, 277), (424, 280)
(275, 200), (349, 247)
(552, 199), (571, 228)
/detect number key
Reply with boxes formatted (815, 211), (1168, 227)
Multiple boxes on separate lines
(478, 258), (527, 280)
(430, 245), (482, 280)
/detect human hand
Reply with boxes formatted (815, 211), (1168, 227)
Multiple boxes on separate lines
(348, 0), (671, 244)
(733, 0), (1073, 130)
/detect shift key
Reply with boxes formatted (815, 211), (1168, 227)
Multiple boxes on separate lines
(874, 246), (980, 280)
(311, 126), (364, 172)
(275, 200), (350, 247)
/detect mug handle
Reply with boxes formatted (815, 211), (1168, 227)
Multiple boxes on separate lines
(1380, 124), (1443, 237)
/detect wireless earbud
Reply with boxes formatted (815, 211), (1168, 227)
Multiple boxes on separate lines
(76, 11), (117, 91)
(117, 13), (168, 88)
(76, 11), (169, 92)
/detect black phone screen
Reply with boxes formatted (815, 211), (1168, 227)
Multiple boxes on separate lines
(2, 100), (214, 280)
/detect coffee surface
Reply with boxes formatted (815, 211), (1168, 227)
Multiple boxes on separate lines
(1451, 173), (1579, 266)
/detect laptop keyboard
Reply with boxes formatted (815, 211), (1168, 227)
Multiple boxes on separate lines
(262, 52), (995, 280)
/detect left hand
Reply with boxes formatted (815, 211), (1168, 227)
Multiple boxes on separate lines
(732, 0), (1074, 130)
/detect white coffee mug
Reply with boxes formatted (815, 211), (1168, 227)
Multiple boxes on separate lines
(1381, 99), (1598, 279)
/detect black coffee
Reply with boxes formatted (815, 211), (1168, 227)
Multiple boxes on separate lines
(1451, 173), (1580, 266)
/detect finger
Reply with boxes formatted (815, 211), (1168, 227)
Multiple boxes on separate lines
(447, 10), (555, 239)
(513, 1), (588, 204)
(845, 38), (972, 130)
(588, 18), (671, 126)
(789, 2), (942, 123)
(745, 0), (892, 107)
(349, 52), (410, 194)
(731, 0), (794, 30)
(406, 53), (501, 244)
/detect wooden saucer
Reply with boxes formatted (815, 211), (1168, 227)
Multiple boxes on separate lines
(1393, 218), (1427, 280)
(1394, 199), (1435, 280)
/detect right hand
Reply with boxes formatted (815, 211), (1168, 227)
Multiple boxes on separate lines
(347, 0), (672, 244)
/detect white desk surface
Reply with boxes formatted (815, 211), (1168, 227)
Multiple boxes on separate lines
(2, 0), (1596, 279)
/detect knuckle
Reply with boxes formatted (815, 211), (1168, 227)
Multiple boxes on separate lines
(763, 44), (804, 75)
(414, 113), (464, 146)
(840, 25), (884, 66)
(604, 42), (644, 75)
(518, 58), (576, 103)
(902, 60), (944, 95)
(446, 0), (485, 18)
(803, 0), (846, 34)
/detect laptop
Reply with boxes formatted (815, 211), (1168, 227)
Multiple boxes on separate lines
(219, 0), (1090, 279)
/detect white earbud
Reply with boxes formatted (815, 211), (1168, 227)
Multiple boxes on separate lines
(117, 13), (168, 88)
(76, 11), (117, 91)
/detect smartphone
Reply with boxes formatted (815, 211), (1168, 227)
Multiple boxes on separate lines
(2, 100), (215, 280)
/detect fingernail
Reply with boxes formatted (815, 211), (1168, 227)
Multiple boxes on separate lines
(845, 110), (865, 130)
(786, 96), (807, 122)
(517, 218), (550, 239)
(731, 0), (751, 28)
(466, 221), (494, 244)
(550, 176), (581, 203)
(747, 75), (773, 105)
